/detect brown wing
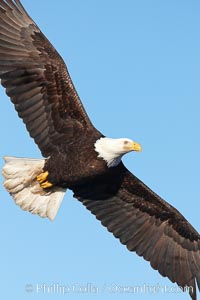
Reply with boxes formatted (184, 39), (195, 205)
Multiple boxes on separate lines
(0, 0), (97, 157)
(73, 163), (200, 300)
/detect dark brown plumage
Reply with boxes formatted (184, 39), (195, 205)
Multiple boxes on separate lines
(0, 1), (199, 300)
(0, 0), (96, 158)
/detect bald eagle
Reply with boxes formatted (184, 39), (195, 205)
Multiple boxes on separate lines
(0, 1), (199, 299)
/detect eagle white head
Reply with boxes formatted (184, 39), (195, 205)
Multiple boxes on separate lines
(94, 137), (142, 167)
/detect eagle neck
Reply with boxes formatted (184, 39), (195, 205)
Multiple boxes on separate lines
(94, 137), (122, 168)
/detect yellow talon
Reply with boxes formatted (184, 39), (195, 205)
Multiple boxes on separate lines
(36, 171), (53, 189)
(37, 171), (49, 183)
(41, 181), (53, 189)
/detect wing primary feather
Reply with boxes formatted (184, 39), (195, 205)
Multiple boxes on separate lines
(0, 32), (20, 44)
(7, 81), (42, 97)
(15, 94), (43, 112)
(11, 87), (42, 104)
(0, 24), (19, 39)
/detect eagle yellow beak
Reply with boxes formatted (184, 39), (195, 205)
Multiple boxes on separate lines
(130, 141), (142, 152)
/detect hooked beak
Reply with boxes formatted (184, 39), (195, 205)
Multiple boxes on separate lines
(130, 141), (142, 152)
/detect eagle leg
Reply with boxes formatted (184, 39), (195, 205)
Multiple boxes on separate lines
(36, 171), (53, 189)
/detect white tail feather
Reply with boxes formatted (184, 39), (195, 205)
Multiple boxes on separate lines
(2, 156), (66, 221)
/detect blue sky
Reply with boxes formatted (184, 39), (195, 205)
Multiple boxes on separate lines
(0, 1), (200, 299)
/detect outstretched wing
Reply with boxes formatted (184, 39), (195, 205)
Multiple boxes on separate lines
(0, 0), (97, 157)
(74, 164), (200, 300)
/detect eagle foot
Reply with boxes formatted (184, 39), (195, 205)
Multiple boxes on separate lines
(36, 171), (53, 189)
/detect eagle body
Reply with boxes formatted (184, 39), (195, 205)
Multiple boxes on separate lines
(0, 1), (199, 300)
(44, 131), (104, 188)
